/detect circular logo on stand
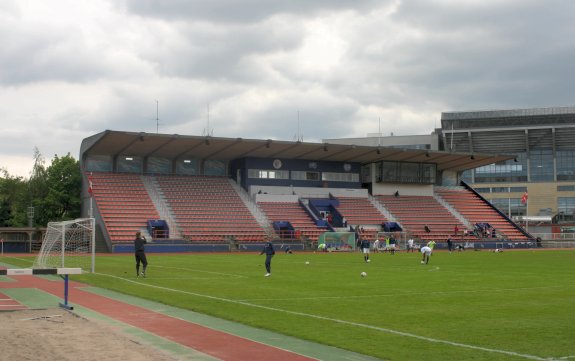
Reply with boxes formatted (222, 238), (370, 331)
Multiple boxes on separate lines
(344, 163), (351, 172)
(273, 159), (282, 169)
(308, 162), (317, 169)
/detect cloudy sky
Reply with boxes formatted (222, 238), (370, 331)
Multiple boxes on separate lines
(2, 0), (575, 177)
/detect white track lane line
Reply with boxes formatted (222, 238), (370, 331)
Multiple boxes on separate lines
(93, 272), (554, 360)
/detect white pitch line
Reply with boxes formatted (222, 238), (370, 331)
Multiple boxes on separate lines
(93, 272), (550, 360)
(238, 284), (572, 302)
(152, 265), (247, 278)
(0, 257), (34, 265)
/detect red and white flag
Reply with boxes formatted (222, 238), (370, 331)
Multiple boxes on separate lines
(88, 173), (93, 197)
(521, 191), (528, 204)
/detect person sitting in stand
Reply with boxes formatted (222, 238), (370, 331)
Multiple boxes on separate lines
(394, 190), (400, 197)
(424, 224), (432, 233)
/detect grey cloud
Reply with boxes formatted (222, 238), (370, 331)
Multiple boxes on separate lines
(209, 96), (359, 141)
(348, 0), (575, 110)
(123, 0), (385, 23)
(3, 0), (575, 178)
(0, 22), (109, 85)
(146, 20), (304, 81)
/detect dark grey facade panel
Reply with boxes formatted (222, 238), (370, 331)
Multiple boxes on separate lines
(442, 106), (575, 120)
(441, 106), (575, 130)
(528, 128), (553, 149)
(555, 128), (575, 150)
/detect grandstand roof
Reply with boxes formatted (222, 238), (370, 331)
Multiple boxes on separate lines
(80, 130), (515, 171)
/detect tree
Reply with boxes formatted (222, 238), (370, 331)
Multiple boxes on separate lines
(36, 153), (82, 225)
(0, 169), (27, 227)
(24, 147), (49, 226)
(0, 150), (82, 227)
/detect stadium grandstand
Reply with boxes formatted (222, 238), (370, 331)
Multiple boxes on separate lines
(326, 106), (575, 242)
(79, 128), (534, 253)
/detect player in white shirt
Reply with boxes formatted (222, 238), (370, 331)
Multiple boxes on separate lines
(373, 238), (380, 253)
(420, 246), (432, 264)
(407, 238), (415, 253)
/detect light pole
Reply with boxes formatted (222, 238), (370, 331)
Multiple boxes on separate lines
(27, 206), (34, 252)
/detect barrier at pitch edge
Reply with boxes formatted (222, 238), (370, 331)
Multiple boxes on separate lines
(0, 268), (82, 310)
(0, 268), (82, 276)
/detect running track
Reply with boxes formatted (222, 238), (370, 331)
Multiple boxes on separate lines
(0, 274), (316, 361)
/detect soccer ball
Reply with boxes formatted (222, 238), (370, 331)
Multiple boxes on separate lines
(305, 261), (310, 265)
(367, 259), (371, 263)
(361, 272), (367, 277)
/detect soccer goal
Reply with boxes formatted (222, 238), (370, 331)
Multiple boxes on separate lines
(318, 232), (356, 251)
(33, 218), (95, 273)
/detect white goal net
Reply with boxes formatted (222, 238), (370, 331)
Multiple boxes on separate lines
(33, 218), (95, 273)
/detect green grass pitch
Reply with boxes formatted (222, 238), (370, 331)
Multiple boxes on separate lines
(3, 249), (575, 360)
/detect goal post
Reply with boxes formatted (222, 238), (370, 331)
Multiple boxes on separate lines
(318, 232), (356, 251)
(33, 218), (95, 273)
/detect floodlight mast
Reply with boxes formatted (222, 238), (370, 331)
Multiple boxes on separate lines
(378, 117), (381, 147)
(156, 100), (159, 134)
(203, 103), (213, 137)
(294, 110), (303, 142)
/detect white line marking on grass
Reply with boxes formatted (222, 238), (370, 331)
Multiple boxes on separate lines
(136, 277), (230, 281)
(239, 285), (571, 302)
(153, 265), (247, 278)
(0, 257), (35, 265)
(93, 272), (549, 360)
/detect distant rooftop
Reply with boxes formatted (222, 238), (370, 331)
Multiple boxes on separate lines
(441, 106), (575, 131)
(441, 106), (575, 121)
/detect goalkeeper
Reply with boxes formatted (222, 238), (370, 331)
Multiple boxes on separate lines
(134, 232), (148, 278)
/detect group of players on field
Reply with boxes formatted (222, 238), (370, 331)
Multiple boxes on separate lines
(359, 237), (436, 264)
(133, 231), (443, 280)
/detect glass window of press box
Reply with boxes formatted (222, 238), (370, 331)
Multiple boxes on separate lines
(248, 169), (290, 179)
(379, 161), (436, 184)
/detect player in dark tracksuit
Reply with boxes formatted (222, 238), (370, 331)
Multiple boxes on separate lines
(360, 238), (371, 263)
(260, 241), (275, 277)
(134, 232), (148, 277)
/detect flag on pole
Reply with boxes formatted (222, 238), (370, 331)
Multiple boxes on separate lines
(521, 191), (528, 204)
(88, 173), (93, 197)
